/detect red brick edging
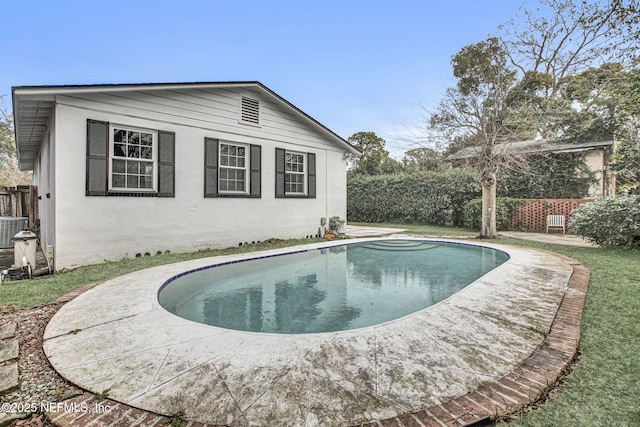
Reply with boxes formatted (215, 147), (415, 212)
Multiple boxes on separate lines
(47, 255), (589, 427)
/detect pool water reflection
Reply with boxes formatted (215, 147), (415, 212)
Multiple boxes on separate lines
(159, 240), (509, 334)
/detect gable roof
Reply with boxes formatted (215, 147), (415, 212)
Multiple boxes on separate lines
(446, 138), (614, 162)
(12, 81), (360, 170)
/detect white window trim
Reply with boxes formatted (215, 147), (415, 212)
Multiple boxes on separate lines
(218, 141), (250, 195)
(108, 124), (158, 192)
(285, 150), (307, 195)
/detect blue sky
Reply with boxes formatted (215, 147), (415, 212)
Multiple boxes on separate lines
(2, 0), (523, 157)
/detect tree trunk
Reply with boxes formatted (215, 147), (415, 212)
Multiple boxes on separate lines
(480, 172), (497, 238)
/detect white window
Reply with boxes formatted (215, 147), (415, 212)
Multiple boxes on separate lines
(110, 126), (157, 191)
(285, 151), (306, 195)
(219, 142), (249, 193)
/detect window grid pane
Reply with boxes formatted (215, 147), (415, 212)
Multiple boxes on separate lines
(285, 151), (305, 194)
(111, 127), (155, 191)
(219, 143), (248, 193)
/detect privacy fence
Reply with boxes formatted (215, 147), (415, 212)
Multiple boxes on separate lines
(462, 197), (593, 232)
(504, 199), (593, 233)
(0, 186), (39, 232)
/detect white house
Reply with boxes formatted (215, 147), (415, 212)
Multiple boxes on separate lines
(12, 81), (359, 269)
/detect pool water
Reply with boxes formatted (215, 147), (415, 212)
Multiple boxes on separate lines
(159, 240), (509, 334)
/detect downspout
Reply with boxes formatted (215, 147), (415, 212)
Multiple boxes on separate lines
(325, 150), (329, 231)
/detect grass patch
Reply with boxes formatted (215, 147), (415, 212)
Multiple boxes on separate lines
(491, 237), (640, 426)
(0, 238), (323, 308)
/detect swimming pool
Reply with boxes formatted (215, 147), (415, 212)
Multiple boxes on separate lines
(159, 240), (509, 333)
(43, 237), (574, 426)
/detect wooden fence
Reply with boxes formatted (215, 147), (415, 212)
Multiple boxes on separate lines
(0, 186), (39, 234)
(504, 199), (592, 233)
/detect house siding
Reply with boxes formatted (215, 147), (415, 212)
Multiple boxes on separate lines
(50, 88), (347, 269)
(583, 149), (610, 197)
(54, 87), (334, 150)
(32, 107), (56, 265)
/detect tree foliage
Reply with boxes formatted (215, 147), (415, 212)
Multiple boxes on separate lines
(431, 37), (516, 146)
(430, 37), (517, 237)
(501, 0), (639, 84)
(346, 131), (401, 176)
(429, 1), (639, 233)
(0, 96), (31, 187)
(499, 0), (640, 141)
(611, 140), (640, 194)
(401, 148), (444, 172)
(0, 97), (16, 159)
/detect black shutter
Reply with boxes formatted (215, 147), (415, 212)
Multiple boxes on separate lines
(250, 144), (261, 198)
(307, 153), (316, 199)
(157, 131), (175, 197)
(275, 148), (285, 198)
(204, 138), (219, 197)
(86, 119), (109, 196)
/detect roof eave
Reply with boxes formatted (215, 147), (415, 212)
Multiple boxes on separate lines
(12, 81), (361, 158)
(447, 139), (614, 161)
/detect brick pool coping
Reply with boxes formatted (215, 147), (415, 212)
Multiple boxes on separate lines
(44, 248), (588, 427)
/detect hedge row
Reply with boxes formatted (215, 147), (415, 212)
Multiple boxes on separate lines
(347, 169), (481, 226)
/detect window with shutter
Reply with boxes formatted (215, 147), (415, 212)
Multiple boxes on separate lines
(275, 149), (316, 199)
(219, 142), (249, 194)
(110, 125), (157, 191)
(285, 151), (306, 195)
(205, 138), (261, 198)
(86, 119), (175, 197)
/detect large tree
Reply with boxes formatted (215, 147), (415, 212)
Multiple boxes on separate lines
(431, 1), (639, 239)
(401, 147), (444, 172)
(346, 131), (401, 176)
(430, 38), (517, 238)
(500, 0), (640, 140)
(499, 0), (640, 195)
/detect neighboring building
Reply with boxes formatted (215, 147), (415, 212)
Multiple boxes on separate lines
(12, 81), (359, 269)
(446, 139), (615, 197)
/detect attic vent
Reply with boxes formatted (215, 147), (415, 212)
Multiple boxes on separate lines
(240, 96), (260, 126)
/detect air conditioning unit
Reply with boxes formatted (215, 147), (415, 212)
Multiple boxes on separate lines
(0, 217), (28, 248)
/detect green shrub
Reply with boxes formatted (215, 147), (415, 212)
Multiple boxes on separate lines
(570, 196), (640, 247)
(462, 197), (527, 230)
(347, 168), (480, 226)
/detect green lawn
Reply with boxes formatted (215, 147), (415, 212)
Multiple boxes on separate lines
(493, 238), (640, 426)
(0, 238), (323, 308)
(1, 226), (638, 426)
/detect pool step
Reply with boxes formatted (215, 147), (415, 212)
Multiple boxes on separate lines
(362, 240), (439, 251)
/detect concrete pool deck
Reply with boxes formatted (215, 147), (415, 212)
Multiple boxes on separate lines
(43, 238), (587, 426)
